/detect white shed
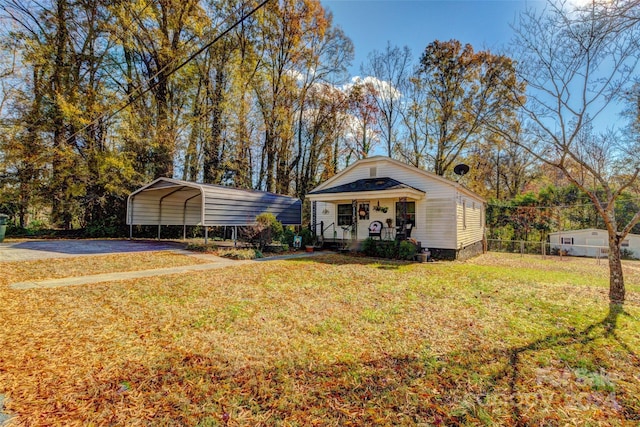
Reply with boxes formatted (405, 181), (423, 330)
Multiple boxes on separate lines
(307, 156), (486, 260)
(549, 228), (640, 259)
(127, 178), (301, 241)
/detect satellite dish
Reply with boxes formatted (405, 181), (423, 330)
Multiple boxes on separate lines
(453, 164), (470, 176)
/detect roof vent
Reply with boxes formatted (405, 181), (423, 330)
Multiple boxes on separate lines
(370, 167), (377, 177)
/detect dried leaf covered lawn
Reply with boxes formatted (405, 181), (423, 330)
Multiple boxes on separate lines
(0, 252), (638, 426)
(2, 251), (209, 285)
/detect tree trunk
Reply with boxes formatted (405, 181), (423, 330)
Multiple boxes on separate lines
(153, 72), (173, 178)
(265, 129), (276, 193)
(203, 61), (225, 184)
(608, 235), (625, 305)
(50, 0), (71, 229)
(234, 94), (252, 189)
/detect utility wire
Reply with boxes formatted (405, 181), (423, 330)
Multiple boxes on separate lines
(65, 0), (272, 144)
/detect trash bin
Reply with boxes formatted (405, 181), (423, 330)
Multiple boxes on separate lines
(0, 214), (8, 243)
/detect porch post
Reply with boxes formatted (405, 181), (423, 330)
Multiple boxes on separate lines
(398, 197), (408, 240)
(352, 200), (358, 238)
(312, 201), (317, 236)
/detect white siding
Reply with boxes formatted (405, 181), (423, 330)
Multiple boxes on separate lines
(627, 235), (640, 258)
(129, 188), (202, 225)
(315, 201), (338, 239)
(549, 229), (640, 258)
(424, 197), (456, 248)
(456, 194), (485, 249)
(309, 157), (486, 250)
(355, 197), (396, 240)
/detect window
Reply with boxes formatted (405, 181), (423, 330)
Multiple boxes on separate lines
(622, 240), (630, 247)
(337, 204), (353, 226)
(395, 201), (416, 226)
(561, 237), (574, 245)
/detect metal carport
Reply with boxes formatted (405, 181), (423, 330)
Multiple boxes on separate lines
(127, 178), (302, 243)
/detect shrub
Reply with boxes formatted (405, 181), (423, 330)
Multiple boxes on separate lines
(217, 248), (259, 260)
(398, 240), (418, 260)
(621, 248), (637, 260)
(281, 227), (295, 246)
(244, 213), (285, 250)
(186, 242), (218, 253)
(362, 237), (377, 256)
(264, 243), (289, 253)
(299, 227), (314, 247)
(256, 213), (283, 241)
(376, 241), (397, 259)
(361, 239), (417, 261)
(85, 216), (125, 237)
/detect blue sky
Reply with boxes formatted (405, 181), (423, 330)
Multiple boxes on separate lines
(321, 0), (545, 75)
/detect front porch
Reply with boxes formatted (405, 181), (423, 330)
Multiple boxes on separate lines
(313, 197), (419, 242)
(308, 177), (426, 250)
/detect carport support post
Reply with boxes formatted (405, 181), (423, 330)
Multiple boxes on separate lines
(234, 226), (237, 248)
(158, 224), (161, 240)
(204, 226), (208, 245)
(129, 224), (133, 240)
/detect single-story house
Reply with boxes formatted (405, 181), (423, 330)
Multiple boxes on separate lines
(307, 156), (486, 260)
(549, 228), (640, 259)
(127, 177), (301, 242)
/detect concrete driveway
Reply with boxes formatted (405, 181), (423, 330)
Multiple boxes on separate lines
(0, 239), (184, 262)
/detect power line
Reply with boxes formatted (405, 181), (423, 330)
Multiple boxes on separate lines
(65, 0), (272, 144)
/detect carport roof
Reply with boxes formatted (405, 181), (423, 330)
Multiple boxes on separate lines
(129, 177), (294, 198)
(127, 177), (302, 226)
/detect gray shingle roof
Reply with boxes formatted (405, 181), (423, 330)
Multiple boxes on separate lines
(308, 177), (424, 195)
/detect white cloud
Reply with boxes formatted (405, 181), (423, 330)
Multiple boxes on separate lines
(342, 75), (402, 102)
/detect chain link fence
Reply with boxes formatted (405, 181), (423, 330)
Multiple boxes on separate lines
(487, 239), (613, 261)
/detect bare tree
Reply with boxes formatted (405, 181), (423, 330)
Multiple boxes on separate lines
(499, 0), (640, 305)
(344, 78), (380, 160)
(397, 76), (429, 169)
(361, 42), (412, 158)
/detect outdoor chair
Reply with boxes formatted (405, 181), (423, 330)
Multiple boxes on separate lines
(368, 220), (384, 240)
(396, 221), (413, 240)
